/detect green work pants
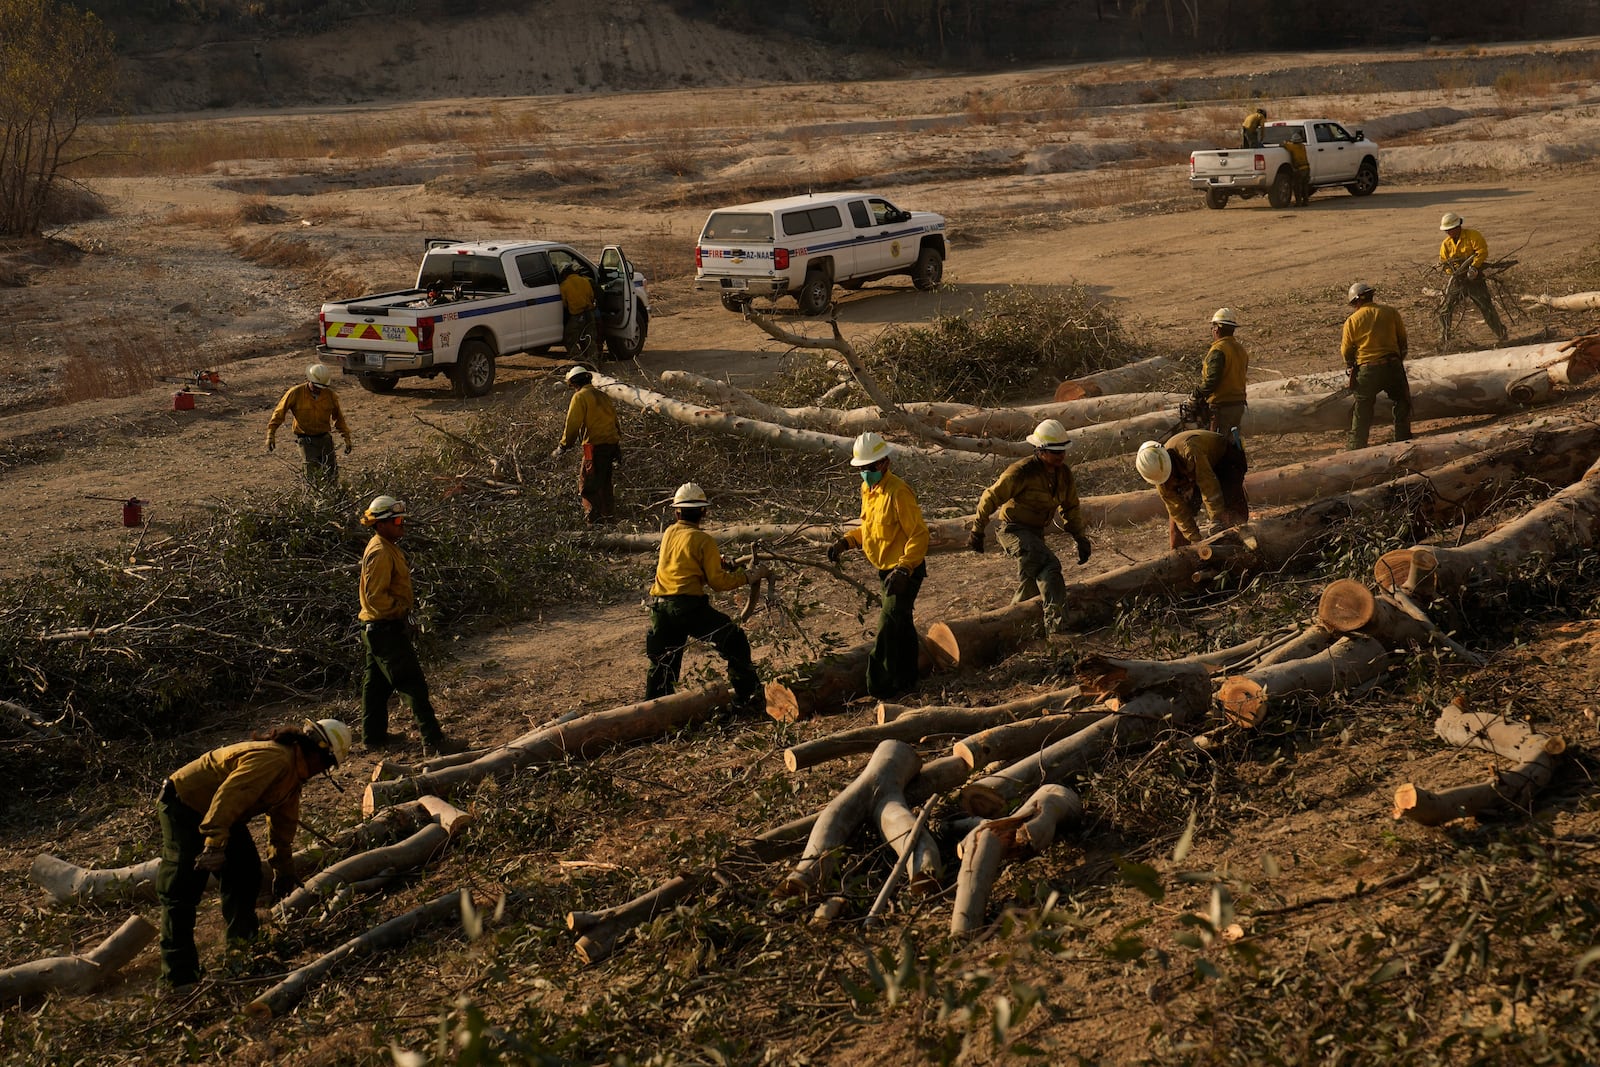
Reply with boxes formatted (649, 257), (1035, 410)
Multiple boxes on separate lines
(156, 781), (260, 986)
(1349, 360), (1412, 450)
(645, 594), (759, 702)
(994, 524), (1068, 634)
(1440, 274), (1507, 342)
(361, 619), (444, 746)
(580, 442), (621, 524)
(868, 562), (926, 700)
(1209, 402), (1247, 441)
(295, 432), (338, 486)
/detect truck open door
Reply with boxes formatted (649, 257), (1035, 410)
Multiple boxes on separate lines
(598, 246), (638, 339)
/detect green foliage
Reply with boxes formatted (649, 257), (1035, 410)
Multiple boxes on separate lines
(0, 0), (116, 234)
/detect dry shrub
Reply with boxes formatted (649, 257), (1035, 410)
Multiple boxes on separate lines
(228, 232), (364, 295)
(55, 330), (191, 403)
(651, 129), (701, 178)
(963, 90), (1010, 125)
(467, 202), (523, 225)
(624, 228), (694, 285)
(40, 181), (107, 225)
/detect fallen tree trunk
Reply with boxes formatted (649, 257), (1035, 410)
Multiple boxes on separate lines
(947, 392), (1186, 437)
(1054, 354), (1181, 401)
(275, 822), (455, 921)
(1076, 656), (1212, 700)
(961, 677), (1210, 817)
(1215, 636), (1394, 728)
(1317, 579), (1481, 663)
(1393, 696), (1567, 825)
(0, 914), (157, 1002)
(952, 707), (1111, 770)
(1248, 341), (1600, 397)
(1374, 453), (1600, 598)
(784, 698), (1081, 771)
(782, 741), (920, 899)
(951, 785), (1082, 936)
(765, 638), (935, 723)
(1519, 292), (1600, 310)
(246, 889), (467, 1020)
(872, 781), (941, 896)
(583, 515), (973, 555)
(364, 687), (735, 814)
(570, 876), (699, 965)
(877, 687), (1082, 725)
(660, 370), (972, 436)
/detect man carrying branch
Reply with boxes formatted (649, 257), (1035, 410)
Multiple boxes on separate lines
(1437, 212), (1509, 345)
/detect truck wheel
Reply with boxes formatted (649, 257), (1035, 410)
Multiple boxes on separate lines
(1204, 188), (1228, 210)
(357, 373), (398, 394)
(1267, 169), (1294, 209)
(795, 270), (833, 316)
(719, 292), (750, 314)
(605, 305), (649, 361)
(451, 339), (496, 398)
(911, 247), (943, 291)
(1346, 160), (1379, 197)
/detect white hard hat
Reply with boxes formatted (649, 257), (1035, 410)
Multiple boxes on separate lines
(850, 431), (892, 467)
(1347, 281), (1375, 304)
(1439, 211), (1463, 231)
(307, 363), (334, 386)
(565, 365), (592, 383)
(306, 718), (352, 766)
(1211, 307), (1239, 327)
(672, 482), (710, 508)
(362, 495), (406, 525)
(1136, 440), (1173, 485)
(1026, 419), (1070, 451)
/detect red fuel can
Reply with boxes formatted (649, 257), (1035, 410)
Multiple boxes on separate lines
(172, 390), (195, 411)
(122, 499), (144, 527)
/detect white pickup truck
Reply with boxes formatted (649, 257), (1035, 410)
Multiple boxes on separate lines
(1189, 119), (1379, 210)
(318, 238), (649, 397)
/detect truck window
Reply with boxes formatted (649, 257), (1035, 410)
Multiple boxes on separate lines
(516, 252), (555, 288)
(849, 200), (872, 228)
(702, 212), (775, 242)
(1315, 123), (1351, 143)
(418, 254), (509, 293)
(781, 206), (844, 237)
(867, 198), (901, 225)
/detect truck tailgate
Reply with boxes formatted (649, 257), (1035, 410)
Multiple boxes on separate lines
(323, 314), (425, 353)
(697, 243), (778, 288)
(1193, 151), (1262, 181)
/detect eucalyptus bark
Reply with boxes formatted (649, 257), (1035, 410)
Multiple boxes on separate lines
(0, 915), (157, 1001)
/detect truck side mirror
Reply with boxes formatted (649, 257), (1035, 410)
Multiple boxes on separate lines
(1354, 129), (1364, 141)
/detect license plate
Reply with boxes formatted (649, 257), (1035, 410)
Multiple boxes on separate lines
(725, 279), (748, 290)
(365, 353), (385, 367)
(381, 325), (410, 341)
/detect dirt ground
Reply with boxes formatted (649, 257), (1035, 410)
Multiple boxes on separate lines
(5, 27), (1600, 1065)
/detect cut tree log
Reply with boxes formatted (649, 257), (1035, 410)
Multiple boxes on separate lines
(1316, 579), (1482, 663)
(364, 686), (736, 814)
(246, 889), (467, 1020)
(765, 638), (935, 723)
(952, 707), (1111, 770)
(1374, 453), (1600, 599)
(1251, 627), (1340, 668)
(660, 369), (973, 437)
(872, 783), (941, 896)
(782, 740), (920, 899)
(1519, 293), (1600, 310)
(275, 823), (453, 920)
(960, 676), (1211, 817)
(784, 697), (1084, 771)
(951, 785), (1082, 936)
(1054, 354), (1181, 401)
(877, 687), (1082, 725)
(1393, 696), (1567, 825)
(570, 876), (699, 965)
(946, 392), (1186, 437)
(583, 516), (973, 555)
(1075, 656), (1211, 700)
(1215, 636), (1394, 728)
(0, 914), (157, 1002)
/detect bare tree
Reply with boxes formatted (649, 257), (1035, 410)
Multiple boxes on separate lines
(0, 0), (114, 236)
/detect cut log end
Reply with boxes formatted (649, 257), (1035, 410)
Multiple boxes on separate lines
(1075, 657), (1128, 701)
(1217, 676), (1266, 728)
(1053, 382), (1094, 402)
(782, 749), (802, 773)
(764, 681), (802, 724)
(1318, 579), (1377, 633)
(924, 623), (961, 668)
(1374, 548), (1438, 596)
(959, 783), (1009, 819)
(1392, 782), (1458, 825)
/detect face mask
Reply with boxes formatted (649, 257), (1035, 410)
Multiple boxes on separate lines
(861, 469), (885, 487)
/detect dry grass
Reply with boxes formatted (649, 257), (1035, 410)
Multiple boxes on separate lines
(55, 329), (194, 404)
(164, 197), (287, 228)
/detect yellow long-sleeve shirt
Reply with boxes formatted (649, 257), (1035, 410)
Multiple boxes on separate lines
(560, 273), (596, 314)
(844, 472), (929, 572)
(559, 385), (620, 447)
(1341, 304), (1409, 368)
(266, 383), (351, 444)
(359, 533), (413, 622)
(1198, 335), (1249, 404)
(1156, 430), (1230, 543)
(1439, 228), (1490, 270)
(973, 456), (1084, 536)
(169, 740), (307, 869)
(650, 521), (751, 597)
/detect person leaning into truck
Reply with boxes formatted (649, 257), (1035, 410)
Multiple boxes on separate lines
(266, 363), (352, 486)
(1241, 107), (1267, 148)
(1341, 281), (1411, 450)
(1135, 431), (1249, 548)
(1283, 128), (1312, 206)
(1195, 308), (1250, 438)
(559, 263), (599, 360)
(551, 365), (622, 524)
(1437, 212), (1509, 345)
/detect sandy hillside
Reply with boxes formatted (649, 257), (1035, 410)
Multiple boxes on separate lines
(4, 30), (1600, 1065)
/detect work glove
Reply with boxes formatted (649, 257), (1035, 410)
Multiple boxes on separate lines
(343, 439), (353, 455)
(884, 567), (912, 598)
(271, 870), (301, 904)
(1074, 534), (1092, 565)
(265, 435), (276, 453)
(966, 530), (985, 554)
(826, 537), (851, 564)
(195, 847), (227, 874)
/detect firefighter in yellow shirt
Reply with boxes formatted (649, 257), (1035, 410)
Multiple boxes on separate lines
(552, 365), (622, 523)
(266, 364), (353, 486)
(1341, 281), (1411, 449)
(1241, 107), (1267, 148)
(559, 263), (599, 360)
(827, 433), (930, 699)
(156, 718), (350, 991)
(1136, 431), (1249, 547)
(1195, 308), (1250, 438)
(968, 419), (1091, 635)
(358, 496), (462, 755)
(646, 483), (771, 709)
(1437, 212), (1508, 344)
